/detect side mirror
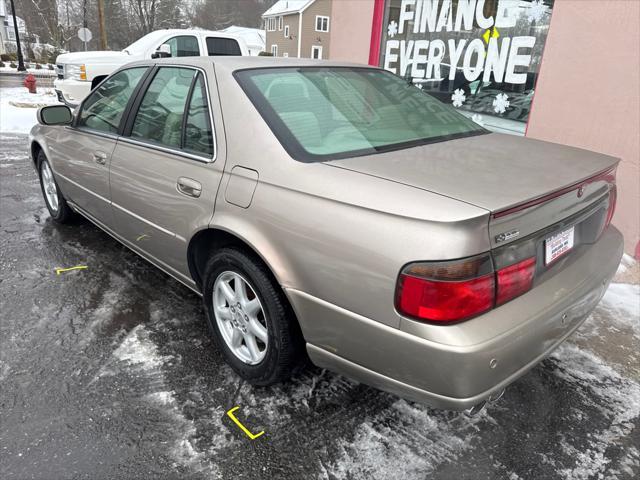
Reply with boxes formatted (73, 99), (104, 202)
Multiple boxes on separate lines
(37, 105), (73, 126)
(151, 44), (172, 59)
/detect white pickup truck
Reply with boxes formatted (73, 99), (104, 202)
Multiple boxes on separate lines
(54, 29), (255, 106)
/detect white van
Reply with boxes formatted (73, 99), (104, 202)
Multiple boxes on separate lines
(54, 29), (256, 106)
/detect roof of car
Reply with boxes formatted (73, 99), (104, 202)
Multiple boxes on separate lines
(152, 55), (372, 73)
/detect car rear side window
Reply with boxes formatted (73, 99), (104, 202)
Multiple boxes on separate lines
(77, 67), (147, 134)
(206, 37), (241, 56)
(163, 36), (200, 57)
(183, 74), (214, 156)
(235, 67), (486, 162)
(128, 67), (214, 158)
(131, 67), (197, 149)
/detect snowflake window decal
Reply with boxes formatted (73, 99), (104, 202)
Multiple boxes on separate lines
(387, 20), (398, 38)
(451, 89), (466, 108)
(528, 0), (545, 23)
(493, 93), (510, 114)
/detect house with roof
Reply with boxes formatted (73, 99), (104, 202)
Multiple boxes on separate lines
(0, 0), (8, 55)
(0, 1), (30, 56)
(261, 0), (332, 59)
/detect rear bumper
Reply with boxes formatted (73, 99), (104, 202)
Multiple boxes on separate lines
(288, 226), (623, 410)
(54, 78), (89, 107)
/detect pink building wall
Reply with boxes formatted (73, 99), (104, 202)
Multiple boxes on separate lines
(526, 0), (640, 258)
(329, 0), (374, 63)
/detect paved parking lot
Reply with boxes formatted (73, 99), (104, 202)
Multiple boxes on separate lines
(1, 132), (639, 480)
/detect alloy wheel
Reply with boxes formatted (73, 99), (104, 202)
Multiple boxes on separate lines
(41, 161), (59, 214)
(213, 271), (268, 365)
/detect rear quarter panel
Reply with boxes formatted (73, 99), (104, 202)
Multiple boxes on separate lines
(212, 67), (492, 328)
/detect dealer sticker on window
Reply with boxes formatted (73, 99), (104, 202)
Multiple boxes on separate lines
(545, 226), (575, 265)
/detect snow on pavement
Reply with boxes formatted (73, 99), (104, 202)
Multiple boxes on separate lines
(93, 264), (640, 479)
(0, 87), (60, 134)
(104, 325), (221, 476)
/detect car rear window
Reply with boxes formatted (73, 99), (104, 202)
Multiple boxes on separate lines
(234, 67), (486, 162)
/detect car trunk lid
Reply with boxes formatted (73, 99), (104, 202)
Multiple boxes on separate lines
(325, 133), (619, 246)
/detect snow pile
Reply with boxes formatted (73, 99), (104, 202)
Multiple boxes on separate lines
(599, 283), (640, 338)
(551, 344), (640, 479)
(326, 401), (488, 479)
(0, 87), (60, 134)
(616, 253), (637, 275)
(112, 325), (170, 370)
(0, 66), (56, 75)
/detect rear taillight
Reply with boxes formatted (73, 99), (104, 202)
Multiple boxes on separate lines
(396, 254), (537, 324)
(396, 254), (494, 323)
(496, 257), (536, 306)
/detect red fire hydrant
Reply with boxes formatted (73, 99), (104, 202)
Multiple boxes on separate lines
(24, 74), (37, 94)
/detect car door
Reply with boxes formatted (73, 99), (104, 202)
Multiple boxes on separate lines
(50, 66), (149, 226)
(109, 65), (225, 283)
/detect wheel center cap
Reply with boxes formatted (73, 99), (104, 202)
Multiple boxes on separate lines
(230, 303), (247, 332)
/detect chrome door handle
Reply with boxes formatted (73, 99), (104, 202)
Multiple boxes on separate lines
(177, 177), (202, 198)
(93, 151), (107, 165)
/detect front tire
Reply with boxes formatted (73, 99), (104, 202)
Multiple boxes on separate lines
(37, 151), (75, 223)
(202, 248), (305, 386)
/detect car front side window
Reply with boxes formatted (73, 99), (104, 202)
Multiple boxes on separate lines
(130, 67), (197, 149)
(77, 67), (147, 134)
(162, 36), (200, 57)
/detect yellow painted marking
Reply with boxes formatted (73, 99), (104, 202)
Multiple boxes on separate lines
(55, 265), (88, 275)
(136, 234), (149, 242)
(483, 27), (500, 44)
(226, 406), (264, 440)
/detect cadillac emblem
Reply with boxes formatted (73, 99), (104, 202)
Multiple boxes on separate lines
(495, 230), (520, 243)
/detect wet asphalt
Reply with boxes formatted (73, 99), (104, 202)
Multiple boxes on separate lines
(1, 132), (639, 480)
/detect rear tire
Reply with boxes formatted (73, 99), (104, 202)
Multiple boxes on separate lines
(202, 247), (305, 386)
(37, 151), (75, 223)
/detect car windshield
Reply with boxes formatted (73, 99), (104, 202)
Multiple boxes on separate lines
(235, 67), (486, 162)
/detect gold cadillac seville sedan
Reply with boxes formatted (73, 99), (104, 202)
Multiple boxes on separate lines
(29, 57), (623, 411)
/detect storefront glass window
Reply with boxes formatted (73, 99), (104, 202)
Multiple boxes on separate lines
(379, 0), (554, 135)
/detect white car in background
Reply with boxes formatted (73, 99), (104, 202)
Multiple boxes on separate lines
(54, 29), (256, 106)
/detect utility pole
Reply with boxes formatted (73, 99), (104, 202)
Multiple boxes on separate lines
(97, 0), (108, 50)
(8, 0), (26, 71)
(83, 0), (87, 50)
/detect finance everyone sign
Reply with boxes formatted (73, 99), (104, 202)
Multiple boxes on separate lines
(382, 0), (547, 84)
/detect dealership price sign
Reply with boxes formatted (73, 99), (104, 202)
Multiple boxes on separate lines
(378, 0), (554, 134)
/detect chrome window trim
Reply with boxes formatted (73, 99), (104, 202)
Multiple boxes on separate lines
(68, 64), (217, 163)
(117, 136), (213, 164)
(64, 125), (119, 141)
(126, 64), (218, 164)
